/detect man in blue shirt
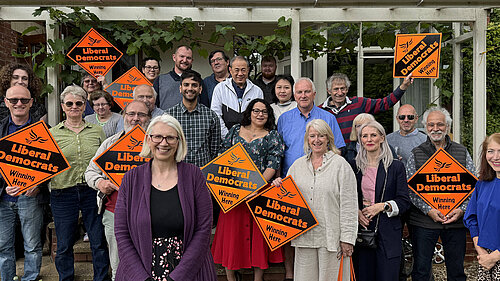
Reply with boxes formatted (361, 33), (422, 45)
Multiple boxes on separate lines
(0, 86), (45, 281)
(278, 77), (345, 175)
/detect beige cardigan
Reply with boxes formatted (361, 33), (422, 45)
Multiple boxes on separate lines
(288, 150), (358, 251)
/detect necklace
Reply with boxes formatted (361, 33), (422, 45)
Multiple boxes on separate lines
(65, 120), (84, 129)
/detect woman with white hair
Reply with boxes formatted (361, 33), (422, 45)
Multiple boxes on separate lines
(272, 119), (358, 281)
(49, 85), (109, 281)
(349, 121), (410, 281)
(114, 114), (217, 281)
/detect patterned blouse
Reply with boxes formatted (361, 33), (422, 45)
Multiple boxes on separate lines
(221, 124), (284, 175)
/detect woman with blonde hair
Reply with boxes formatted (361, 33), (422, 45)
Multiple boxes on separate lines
(349, 121), (410, 281)
(115, 114), (217, 281)
(464, 133), (500, 280)
(273, 119), (358, 281)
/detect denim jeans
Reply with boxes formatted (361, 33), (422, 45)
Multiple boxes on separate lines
(0, 195), (43, 281)
(410, 225), (467, 281)
(50, 185), (110, 281)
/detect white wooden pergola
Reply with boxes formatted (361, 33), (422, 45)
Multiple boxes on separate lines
(0, 2), (491, 162)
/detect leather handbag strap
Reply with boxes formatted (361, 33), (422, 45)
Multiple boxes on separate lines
(374, 171), (388, 233)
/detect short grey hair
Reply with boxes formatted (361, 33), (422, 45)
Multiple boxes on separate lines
(421, 106), (452, 133)
(350, 113), (375, 142)
(133, 84), (157, 100)
(326, 73), (351, 91)
(355, 121), (393, 175)
(139, 114), (187, 162)
(60, 85), (87, 102)
(303, 119), (340, 155)
(229, 56), (249, 68)
(293, 77), (316, 94)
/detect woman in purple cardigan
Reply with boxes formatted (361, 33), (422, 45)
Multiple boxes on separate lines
(114, 114), (217, 281)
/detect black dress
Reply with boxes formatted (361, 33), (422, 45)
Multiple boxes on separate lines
(150, 185), (184, 281)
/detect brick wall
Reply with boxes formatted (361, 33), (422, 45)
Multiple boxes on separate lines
(0, 21), (20, 67)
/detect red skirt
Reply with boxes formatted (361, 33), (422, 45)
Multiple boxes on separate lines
(211, 203), (284, 270)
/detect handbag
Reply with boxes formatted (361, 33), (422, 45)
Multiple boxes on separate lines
(337, 255), (356, 281)
(356, 172), (388, 249)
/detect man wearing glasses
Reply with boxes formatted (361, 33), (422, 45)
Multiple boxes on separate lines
(200, 50), (230, 108)
(141, 57), (161, 84)
(0, 86), (46, 281)
(319, 72), (414, 143)
(387, 104), (426, 166)
(85, 100), (151, 281)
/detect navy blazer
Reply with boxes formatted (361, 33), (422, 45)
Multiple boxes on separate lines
(349, 159), (410, 258)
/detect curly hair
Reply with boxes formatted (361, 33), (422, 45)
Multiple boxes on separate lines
(0, 63), (42, 99)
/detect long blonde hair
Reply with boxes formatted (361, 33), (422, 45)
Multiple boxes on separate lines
(355, 121), (393, 174)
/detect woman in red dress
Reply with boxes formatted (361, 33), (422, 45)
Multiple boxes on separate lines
(211, 99), (285, 281)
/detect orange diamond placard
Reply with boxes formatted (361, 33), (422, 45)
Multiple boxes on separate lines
(201, 143), (267, 213)
(67, 28), (123, 78)
(105, 67), (153, 110)
(0, 121), (70, 195)
(246, 176), (318, 251)
(393, 33), (442, 78)
(407, 148), (477, 216)
(93, 125), (150, 188)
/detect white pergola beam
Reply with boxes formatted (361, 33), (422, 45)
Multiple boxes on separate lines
(45, 18), (60, 127)
(290, 8), (301, 81)
(452, 22), (461, 143)
(472, 8), (487, 163)
(0, 7), (479, 22)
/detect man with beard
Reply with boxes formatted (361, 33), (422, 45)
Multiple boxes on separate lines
(166, 70), (221, 167)
(253, 56), (278, 104)
(387, 104), (426, 165)
(200, 50), (230, 107)
(406, 106), (475, 281)
(153, 45), (193, 110)
(133, 84), (164, 118)
(85, 100), (151, 281)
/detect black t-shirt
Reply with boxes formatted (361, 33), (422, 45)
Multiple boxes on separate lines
(150, 185), (184, 238)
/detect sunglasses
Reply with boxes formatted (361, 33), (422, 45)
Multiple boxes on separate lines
(5, 98), (32, 105)
(397, 115), (415, 120)
(63, 101), (85, 107)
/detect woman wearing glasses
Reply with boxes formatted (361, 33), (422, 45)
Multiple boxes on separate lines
(141, 58), (161, 84)
(0, 63), (47, 122)
(115, 114), (217, 281)
(211, 99), (285, 281)
(84, 90), (123, 138)
(49, 85), (110, 281)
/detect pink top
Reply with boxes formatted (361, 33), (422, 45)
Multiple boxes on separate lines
(361, 167), (378, 206)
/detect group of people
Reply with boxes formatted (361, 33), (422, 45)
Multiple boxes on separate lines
(0, 44), (498, 281)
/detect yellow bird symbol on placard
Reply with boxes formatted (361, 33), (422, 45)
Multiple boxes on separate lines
(434, 159), (452, 172)
(399, 38), (413, 53)
(127, 136), (143, 150)
(228, 152), (244, 165)
(25, 130), (48, 144)
(277, 185), (296, 200)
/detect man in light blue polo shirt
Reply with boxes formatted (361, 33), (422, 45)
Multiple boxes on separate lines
(278, 77), (345, 175)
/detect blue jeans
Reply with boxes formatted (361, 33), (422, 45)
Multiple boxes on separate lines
(50, 185), (110, 281)
(410, 225), (466, 281)
(0, 195), (43, 281)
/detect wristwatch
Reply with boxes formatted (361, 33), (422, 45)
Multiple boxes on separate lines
(383, 202), (391, 213)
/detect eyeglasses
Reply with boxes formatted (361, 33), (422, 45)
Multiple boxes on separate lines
(125, 112), (148, 118)
(331, 87), (347, 92)
(5, 98), (32, 105)
(210, 57), (224, 64)
(149, 134), (179, 144)
(93, 103), (109, 108)
(63, 101), (85, 107)
(252, 109), (269, 115)
(144, 66), (160, 71)
(398, 115), (416, 120)
(83, 79), (97, 84)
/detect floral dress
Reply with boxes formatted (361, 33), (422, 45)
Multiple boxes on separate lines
(211, 124), (285, 270)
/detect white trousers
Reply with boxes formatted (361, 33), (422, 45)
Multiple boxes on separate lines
(294, 247), (351, 281)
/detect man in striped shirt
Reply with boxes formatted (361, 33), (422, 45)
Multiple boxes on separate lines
(319, 73), (413, 143)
